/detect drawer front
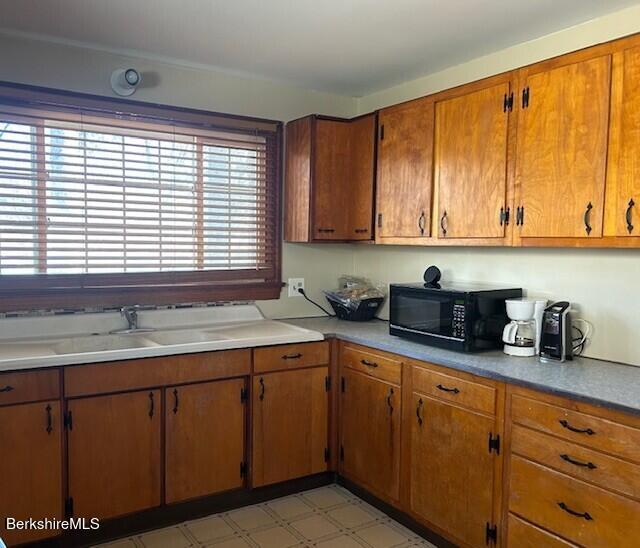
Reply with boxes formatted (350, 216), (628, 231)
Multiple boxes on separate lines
(65, 350), (251, 397)
(512, 424), (640, 500)
(512, 394), (640, 463)
(412, 365), (495, 414)
(0, 369), (60, 405)
(507, 514), (577, 548)
(254, 341), (329, 373)
(341, 344), (401, 384)
(509, 455), (640, 547)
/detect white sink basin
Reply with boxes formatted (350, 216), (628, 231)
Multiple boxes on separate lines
(52, 334), (157, 354)
(145, 329), (228, 346)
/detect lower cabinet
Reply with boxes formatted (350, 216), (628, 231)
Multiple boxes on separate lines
(340, 368), (401, 501)
(0, 400), (63, 546)
(67, 390), (162, 519)
(252, 366), (329, 487)
(165, 378), (246, 503)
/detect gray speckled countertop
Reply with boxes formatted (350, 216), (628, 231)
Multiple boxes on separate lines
(282, 317), (640, 416)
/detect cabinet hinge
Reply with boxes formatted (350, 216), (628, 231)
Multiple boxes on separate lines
(341, 376), (345, 393)
(379, 124), (385, 141)
(377, 213), (383, 228)
(488, 433), (500, 455)
(64, 410), (73, 431)
(324, 447), (330, 462)
(503, 92), (514, 112)
(522, 86), (530, 109)
(240, 461), (248, 478)
(64, 497), (74, 518)
(500, 207), (510, 226)
(485, 522), (498, 545)
(340, 445), (344, 462)
(240, 387), (248, 403)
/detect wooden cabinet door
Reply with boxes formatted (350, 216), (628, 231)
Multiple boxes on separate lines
(165, 379), (246, 503)
(606, 46), (640, 237)
(253, 367), (328, 487)
(340, 369), (401, 501)
(347, 114), (376, 240)
(0, 401), (63, 546)
(377, 98), (434, 239)
(410, 393), (496, 548)
(68, 390), (161, 519)
(516, 56), (611, 238)
(435, 81), (510, 239)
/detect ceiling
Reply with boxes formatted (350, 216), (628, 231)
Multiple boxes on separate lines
(0, 0), (637, 96)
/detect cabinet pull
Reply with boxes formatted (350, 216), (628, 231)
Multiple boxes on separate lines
(500, 206), (510, 226)
(360, 359), (378, 368)
(559, 419), (595, 436)
(387, 388), (394, 415)
(259, 377), (265, 401)
(440, 211), (448, 236)
(46, 404), (53, 434)
(0, 385), (14, 393)
(436, 383), (460, 394)
(172, 389), (179, 414)
(282, 353), (302, 360)
(318, 228), (335, 233)
(626, 199), (635, 234)
(354, 228), (368, 234)
(560, 453), (597, 470)
(148, 392), (154, 418)
(418, 211), (426, 235)
(557, 501), (593, 521)
(584, 202), (593, 235)
(416, 398), (424, 426)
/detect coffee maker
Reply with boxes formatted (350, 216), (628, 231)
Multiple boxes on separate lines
(540, 301), (573, 363)
(502, 299), (547, 357)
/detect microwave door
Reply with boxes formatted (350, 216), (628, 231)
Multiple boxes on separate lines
(392, 292), (455, 338)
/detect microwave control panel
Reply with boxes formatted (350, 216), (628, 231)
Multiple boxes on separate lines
(452, 303), (466, 339)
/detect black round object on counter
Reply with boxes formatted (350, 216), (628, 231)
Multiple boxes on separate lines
(423, 265), (441, 286)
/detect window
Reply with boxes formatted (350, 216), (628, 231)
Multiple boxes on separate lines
(0, 84), (282, 311)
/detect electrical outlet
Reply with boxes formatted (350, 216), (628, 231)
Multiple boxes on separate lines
(288, 278), (305, 297)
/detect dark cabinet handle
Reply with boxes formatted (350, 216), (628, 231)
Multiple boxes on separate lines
(560, 453), (597, 470)
(259, 377), (265, 401)
(282, 353), (302, 360)
(46, 404), (53, 434)
(440, 211), (448, 236)
(416, 398), (423, 426)
(418, 211), (426, 235)
(360, 359), (378, 368)
(557, 501), (593, 521)
(626, 199), (635, 234)
(354, 228), (368, 234)
(436, 384), (460, 394)
(0, 385), (14, 393)
(559, 419), (595, 436)
(515, 206), (525, 226)
(500, 206), (510, 226)
(387, 388), (394, 415)
(148, 392), (154, 418)
(584, 202), (593, 235)
(318, 228), (335, 233)
(173, 389), (179, 414)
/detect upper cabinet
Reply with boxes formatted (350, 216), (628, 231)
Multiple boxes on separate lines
(376, 97), (434, 240)
(284, 114), (375, 242)
(515, 55), (611, 240)
(433, 76), (512, 241)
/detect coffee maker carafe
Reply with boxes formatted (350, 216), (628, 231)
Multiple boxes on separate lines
(502, 299), (547, 357)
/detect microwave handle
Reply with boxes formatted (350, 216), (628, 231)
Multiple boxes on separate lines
(502, 322), (518, 344)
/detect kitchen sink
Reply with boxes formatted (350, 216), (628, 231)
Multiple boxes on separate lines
(144, 329), (228, 345)
(52, 333), (157, 354)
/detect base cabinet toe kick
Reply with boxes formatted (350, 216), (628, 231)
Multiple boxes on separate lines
(2, 339), (638, 547)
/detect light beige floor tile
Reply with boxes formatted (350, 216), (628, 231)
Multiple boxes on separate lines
(248, 524), (302, 548)
(266, 495), (314, 520)
(138, 526), (193, 548)
(289, 513), (341, 541)
(353, 522), (413, 548)
(184, 515), (235, 543)
(327, 504), (378, 529)
(206, 536), (254, 547)
(300, 486), (351, 509)
(227, 505), (275, 531)
(315, 534), (366, 548)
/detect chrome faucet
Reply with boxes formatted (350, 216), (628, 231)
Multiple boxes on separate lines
(121, 305), (140, 331)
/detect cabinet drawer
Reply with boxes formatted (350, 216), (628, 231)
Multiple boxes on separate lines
(254, 341), (329, 373)
(507, 514), (577, 548)
(509, 455), (640, 547)
(512, 394), (640, 463)
(0, 369), (60, 405)
(412, 365), (495, 414)
(341, 344), (401, 385)
(512, 424), (640, 500)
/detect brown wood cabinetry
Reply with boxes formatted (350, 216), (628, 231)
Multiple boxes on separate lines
(284, 114), (375, 242)
(67, 390), (162, 520)
(252, 366), (329, 487)
(376, 97), (434, 240)
(165, 379), (246, 503)
(0, 400), (63, 546)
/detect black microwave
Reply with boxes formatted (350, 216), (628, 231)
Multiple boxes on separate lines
(389, 283), (522, 352)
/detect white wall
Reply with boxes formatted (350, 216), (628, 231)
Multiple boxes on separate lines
(351, 3), (640, 366)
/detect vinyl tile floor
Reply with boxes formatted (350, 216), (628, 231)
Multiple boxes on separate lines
(95, 484), (436, 548)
